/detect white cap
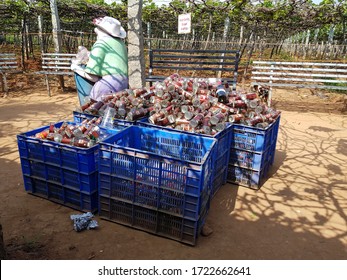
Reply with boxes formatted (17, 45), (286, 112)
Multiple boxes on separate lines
(93, 16), (126, 39)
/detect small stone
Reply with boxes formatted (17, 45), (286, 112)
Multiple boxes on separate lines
(201, 224), (213, 237)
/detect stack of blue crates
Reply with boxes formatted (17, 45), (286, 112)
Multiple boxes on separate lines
(137, 120), (233, 197)
(227, 116), (281, 189)
(98, 126), (217, 245)
(17, 121), (124, 213)
(16, 106), (281, 244)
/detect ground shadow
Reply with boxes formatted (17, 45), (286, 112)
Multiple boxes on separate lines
(1, 87), (346, 260)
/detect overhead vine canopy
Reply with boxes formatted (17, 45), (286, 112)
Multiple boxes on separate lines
(0, 0), (346, 43)
(0, 0), (126, 34)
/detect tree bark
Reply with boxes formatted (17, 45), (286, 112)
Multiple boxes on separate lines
(50, 0), (64, 89)
(128, 0), (146, 88)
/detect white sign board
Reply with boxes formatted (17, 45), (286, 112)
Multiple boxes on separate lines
(178, 13), (191, 34)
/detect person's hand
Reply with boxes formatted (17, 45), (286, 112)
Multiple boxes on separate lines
(71, 63), (84, 72)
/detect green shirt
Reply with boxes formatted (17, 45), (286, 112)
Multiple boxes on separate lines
(85, 37), (128, 77)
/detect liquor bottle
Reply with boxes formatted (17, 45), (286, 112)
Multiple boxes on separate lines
(126, 107), (148, 121)
(181, 105), (194, 113)
(46, 132), (55, 141)
(167, 114), (176, 124)
(140, 90), (155, 100)
(133, 88), (147, 97)
(72, 137), (95, 148)
(192, 96), (201, 107)
(228, 114), (243, 123)
(189, 113), (204, 128)
(73, 124), (87, 137)
(101, 107), (116, 128)
(182, 90), (193, 100)
(97, 103), (110, 116)
(248, 99), (260, 109)
(86, 126), (100, 140)
(184, 111), (194, 121)
(210, 112), (225, 125)
(232, 100), (247, 108)
(256, 122), (269, 129)
(57, 121), (68, 135)
(215, 122), (226, 132)
(246, 115), (266, 126)
(199, 101), (210, 111)
(162, 92), (172, 100)
(84, 100), (104, 115)
(255, 104), (266, 114)
(241, 92), (258, 101)
(175, 118), (190, 126)
(166, 83), (175, 93)
(154, 82), (164, 97)
(53, 133), (73, 145)
(161, 99), (171, 108)
(202, 115), (212, 135)
(216, 84), (227, 104)
(215, 102), (231, 113)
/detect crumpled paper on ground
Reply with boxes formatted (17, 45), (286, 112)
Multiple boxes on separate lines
(70, 212), (98, 232)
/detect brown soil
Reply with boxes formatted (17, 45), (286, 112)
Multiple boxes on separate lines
(0, 74), (346, 260)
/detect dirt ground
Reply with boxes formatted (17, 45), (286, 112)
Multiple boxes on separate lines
(0, 74), (346, 260)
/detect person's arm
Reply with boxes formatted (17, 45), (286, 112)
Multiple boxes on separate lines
(71, 64), (100, 83)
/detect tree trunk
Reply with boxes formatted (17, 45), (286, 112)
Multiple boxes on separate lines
(20, 20), (25, 70)
(50, 0), (64, 90)
(204, 14), (213, 50)
(38, 15), (44, 54)
(128, 0), (146, 88)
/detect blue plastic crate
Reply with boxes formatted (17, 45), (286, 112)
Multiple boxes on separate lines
(99, 173), (210, 220)
(226, 160), (271, 190)
(231, 116), (280, 152)
(99, 126), (217, 197)
(137, 121), (233, 196)
(98, 195), (210, 245)
(17, 121), (124, 210)
(20, 159), (98, 193)
(137, 120), (233, 159)
(228, 117), (280, 188)
(17, 121), (124, 174)
(73, 111), (149, 127)
(23, 175), (98, 213)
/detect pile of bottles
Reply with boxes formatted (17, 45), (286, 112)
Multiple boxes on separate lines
(78, 73), (281, 135)
(145, 73), (281, 135)
(34, 117), (107, 148)
(78, 88), (152, 122)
